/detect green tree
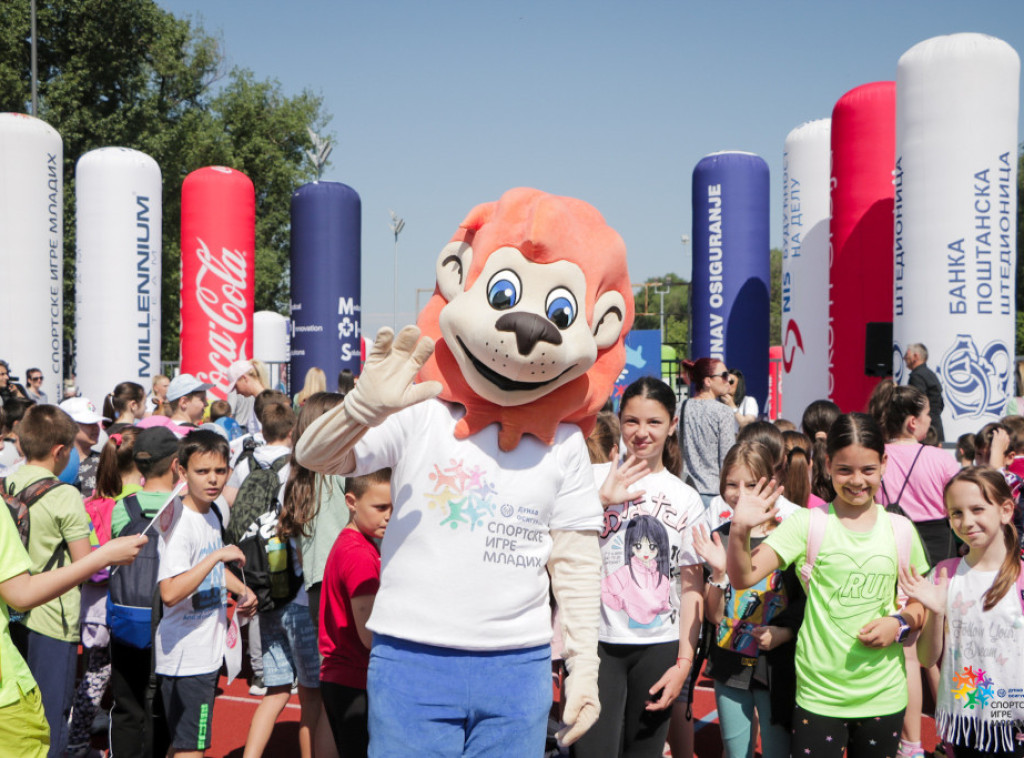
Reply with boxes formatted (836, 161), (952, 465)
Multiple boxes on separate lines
(770, 246), (782, 346)
(0, 0), (330, 362)
(632, 273), (690, 354)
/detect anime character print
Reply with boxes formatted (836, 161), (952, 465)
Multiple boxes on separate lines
(602, 515), (672, 628)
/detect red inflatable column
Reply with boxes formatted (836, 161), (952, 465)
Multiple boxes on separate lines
(180, 167), (256, 400)
(828, 82), (895, 413)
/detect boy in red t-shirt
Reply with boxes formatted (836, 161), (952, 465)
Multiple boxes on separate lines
(319, 468), (392, 756)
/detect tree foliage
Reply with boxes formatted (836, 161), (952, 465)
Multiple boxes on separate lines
(0, 0), (330, 362)
(632, 272), (690, 354)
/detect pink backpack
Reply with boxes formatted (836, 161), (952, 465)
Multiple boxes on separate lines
(932, 557), (1024, 615)
(800, 504), (916, 609)
(83, 495), (115, 583)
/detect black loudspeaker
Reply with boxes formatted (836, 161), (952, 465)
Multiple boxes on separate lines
(865, 322), (893, 377)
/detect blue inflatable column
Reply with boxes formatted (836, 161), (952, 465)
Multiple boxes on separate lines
(290, 182), (362, 390)
(691, 152), (770, 410)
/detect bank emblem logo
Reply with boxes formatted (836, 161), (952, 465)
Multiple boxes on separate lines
(938, 334), (1011, 419)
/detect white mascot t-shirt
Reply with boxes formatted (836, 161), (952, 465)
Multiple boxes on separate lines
(352, 398), (604, 651)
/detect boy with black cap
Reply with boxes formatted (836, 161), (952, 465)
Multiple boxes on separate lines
(108, 426), (181, 758)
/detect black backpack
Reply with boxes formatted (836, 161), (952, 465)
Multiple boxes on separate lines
(107, 494), (161, 648)
(226, 452), (301, 612)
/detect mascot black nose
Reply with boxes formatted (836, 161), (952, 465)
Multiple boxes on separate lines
(495, 312), (563, 355)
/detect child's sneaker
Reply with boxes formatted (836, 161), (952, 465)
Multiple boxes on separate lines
(249, 674), (267, 697)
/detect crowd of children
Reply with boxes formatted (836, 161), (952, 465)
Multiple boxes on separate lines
(2, 351), (1024, 758)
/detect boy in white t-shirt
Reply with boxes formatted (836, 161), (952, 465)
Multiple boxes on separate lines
(156, 430), (256, 758)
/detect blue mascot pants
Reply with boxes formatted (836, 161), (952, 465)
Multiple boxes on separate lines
(368, 634), (551, 757)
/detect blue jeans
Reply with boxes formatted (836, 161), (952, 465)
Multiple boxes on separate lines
(368, 634), (551, 757)
(258, 601), (320, 688)
(714, 681), (790, 758)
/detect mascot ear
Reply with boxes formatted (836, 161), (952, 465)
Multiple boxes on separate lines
(591, 291), (628, 350)
(436, 241), (474, 301)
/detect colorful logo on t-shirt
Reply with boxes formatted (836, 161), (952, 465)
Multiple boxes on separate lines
(952, 665), (995, 709)
(425, 458), (498, 531)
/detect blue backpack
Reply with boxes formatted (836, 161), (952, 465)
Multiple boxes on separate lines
(107, 494), (225, 648)
(106, 494), (160, 648)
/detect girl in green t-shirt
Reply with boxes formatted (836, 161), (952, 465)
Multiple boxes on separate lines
(726, 412), (929, 758)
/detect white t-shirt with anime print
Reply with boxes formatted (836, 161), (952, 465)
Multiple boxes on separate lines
(155, 504), (228, 676)
(593, 464), (706, 645)
(351, 398), (603, 651)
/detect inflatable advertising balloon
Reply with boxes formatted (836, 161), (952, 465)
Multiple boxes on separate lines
(691, 151), (770, 411)
(829, 82), (895, 413)
(894, 33), (1019, 436)
(290, 181), (362, 391)
(180, 167), (255, 401)
(75, 147), (162, 404)
(781, 119), (831, 423)
(0, 113), (64, 391)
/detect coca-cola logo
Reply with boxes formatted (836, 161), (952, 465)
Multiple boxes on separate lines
(193, 236), (250, 394)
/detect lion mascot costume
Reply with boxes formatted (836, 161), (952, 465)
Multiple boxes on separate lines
(296, 187), (633, 755)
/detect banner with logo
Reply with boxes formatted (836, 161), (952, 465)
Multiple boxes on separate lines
(893, 33), (1019, 437)
(611, 329), (662, 410)
(76, 147), (162, 404)
(290, 181), (362, 390)
(691, 151), (770, 411)
(0, 113), (64, 393)
(180, 167), (255, 401)
(780, 119), (830, 423)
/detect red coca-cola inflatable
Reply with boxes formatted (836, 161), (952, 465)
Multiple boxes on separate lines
(180, 167), (255, 400)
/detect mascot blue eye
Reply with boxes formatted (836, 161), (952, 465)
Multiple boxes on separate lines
(486, 270), (522, 310)
(545, 287), (577, 329)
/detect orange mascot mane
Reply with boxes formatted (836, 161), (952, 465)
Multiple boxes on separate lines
(416, 188), (634, 451)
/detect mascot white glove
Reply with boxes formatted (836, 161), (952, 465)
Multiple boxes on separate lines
(294, 326), (442, 474)
(548, 529), (602, 746)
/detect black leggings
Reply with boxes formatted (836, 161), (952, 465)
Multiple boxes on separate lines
(571, 641), (677, 758)
(946, 719), (1024, 758)
(790, 704), (904, 758)
(321, 680), (368, 757)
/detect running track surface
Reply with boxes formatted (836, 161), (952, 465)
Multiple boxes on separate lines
(196, 667), (940, 757)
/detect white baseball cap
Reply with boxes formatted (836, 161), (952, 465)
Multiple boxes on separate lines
(226, 360), (254, 391)
(59, 397), (105, 424)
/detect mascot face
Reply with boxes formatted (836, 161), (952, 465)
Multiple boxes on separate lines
(437, 244), (623, 406)
(418, 188), (634, 450)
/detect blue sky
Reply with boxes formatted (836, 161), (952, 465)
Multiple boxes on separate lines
(157, 0), (1024, 336)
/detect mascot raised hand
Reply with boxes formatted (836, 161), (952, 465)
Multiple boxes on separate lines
(296, 187), (633, 755)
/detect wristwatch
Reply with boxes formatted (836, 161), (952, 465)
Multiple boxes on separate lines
(708, 575), (730, 590)
(892, 613), (911, 643)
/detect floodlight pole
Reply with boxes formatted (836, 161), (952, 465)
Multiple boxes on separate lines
(389, 211), (405, 331)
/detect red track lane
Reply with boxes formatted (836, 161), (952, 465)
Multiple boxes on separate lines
(199, 668), (940, 757)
